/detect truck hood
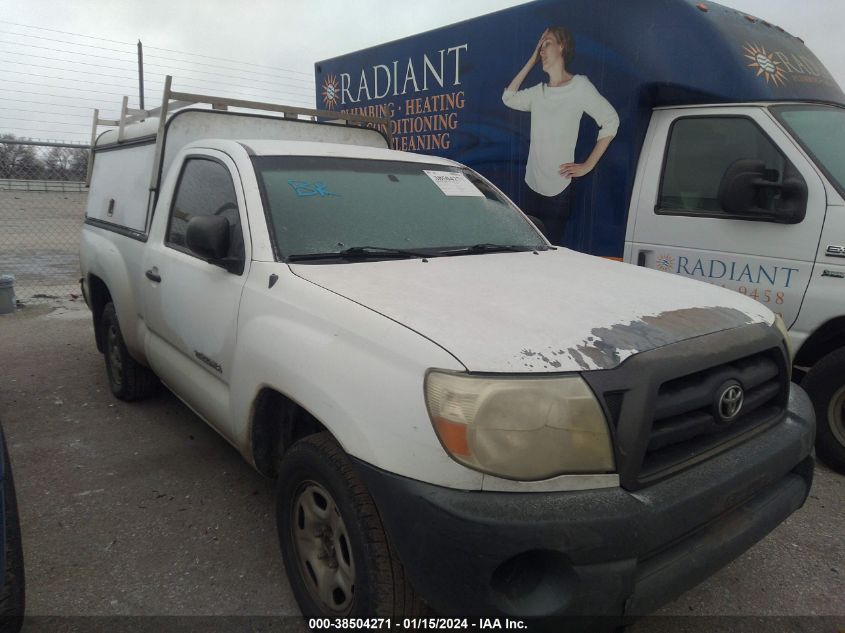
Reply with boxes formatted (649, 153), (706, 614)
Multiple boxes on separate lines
(290, 249), (773, 372)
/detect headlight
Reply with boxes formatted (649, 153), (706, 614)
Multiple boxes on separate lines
(773, 314), (793, 379)
(424, 370), (615, 480)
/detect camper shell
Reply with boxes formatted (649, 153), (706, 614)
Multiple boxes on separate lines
(85, 78), (389, 238)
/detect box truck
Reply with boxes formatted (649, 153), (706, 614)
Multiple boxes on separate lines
(316, 0), (845, 472)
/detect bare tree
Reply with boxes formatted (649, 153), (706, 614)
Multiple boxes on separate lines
(0, 134), (40, 179)
(68, 148), (89, 182)
(45, 146), (75, 179)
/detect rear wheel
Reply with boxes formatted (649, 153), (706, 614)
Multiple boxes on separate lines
(802, 347), (845, 473)
(276, 432), (426, 619)
(101, 302), (157, 401)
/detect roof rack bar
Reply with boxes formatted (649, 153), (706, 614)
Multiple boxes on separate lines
(117, 96), (129, 143)
(166, 89), (391, 132)
(87, 105), (127, 185)
(90, 74), (393, 191)
(85, 108), (99, 186)
(126, 99), (191, 123)
(149, 75), (173, 191)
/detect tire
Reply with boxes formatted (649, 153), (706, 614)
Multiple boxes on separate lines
(276, 432), (427, 619)
(0, 431), (25, 633)
(801, 347), (845, 473)
(101, 302), (157, 401)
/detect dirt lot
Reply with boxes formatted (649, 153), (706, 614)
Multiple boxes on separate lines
(0, 301), (842, 630)
(0, 190), (86, 302)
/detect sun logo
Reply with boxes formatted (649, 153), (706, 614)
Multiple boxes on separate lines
(656, 254), (675, 273)
(321, 74), (340, 110)
(743, 43), (787, 86)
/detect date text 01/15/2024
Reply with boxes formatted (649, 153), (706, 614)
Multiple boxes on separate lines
(308, 619), (528, 630)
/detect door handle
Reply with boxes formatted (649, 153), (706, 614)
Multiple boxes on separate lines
(636, 250), (648, 267)
(145, 268), (162, 283)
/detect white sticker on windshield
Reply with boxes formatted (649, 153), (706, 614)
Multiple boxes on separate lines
(423, 170), (484, 197)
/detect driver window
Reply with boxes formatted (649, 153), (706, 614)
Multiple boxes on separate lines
(166, 158), (244, 259)
(657, 116), (789, 217)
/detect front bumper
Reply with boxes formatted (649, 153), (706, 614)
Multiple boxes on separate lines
(354, 385), (815, 618)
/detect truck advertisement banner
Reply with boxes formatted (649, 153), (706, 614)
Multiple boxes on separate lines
(315, 0), (843, 257)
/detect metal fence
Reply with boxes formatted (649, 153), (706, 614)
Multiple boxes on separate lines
(0, 140), (89, 306)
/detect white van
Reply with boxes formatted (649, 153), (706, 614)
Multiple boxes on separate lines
(317, 0), (845, 471)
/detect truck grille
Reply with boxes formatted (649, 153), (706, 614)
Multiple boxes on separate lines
(580, 324), (790, 491)
(640, 350), (788, 480)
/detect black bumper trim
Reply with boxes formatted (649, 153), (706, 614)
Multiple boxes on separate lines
(353, 385), (814, 617)
(626, 462), (811, 615)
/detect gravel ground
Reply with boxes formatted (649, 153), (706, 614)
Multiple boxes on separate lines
(0, 301), (842, 631)
(0, 190), (86, 302)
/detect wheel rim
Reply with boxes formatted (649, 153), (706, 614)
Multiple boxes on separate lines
(291, 481), (355, 614)
(106, 323), (124, 388)
(828, 385), (845, 447)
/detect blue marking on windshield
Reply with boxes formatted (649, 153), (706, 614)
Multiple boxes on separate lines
(287, 180), (341, 197)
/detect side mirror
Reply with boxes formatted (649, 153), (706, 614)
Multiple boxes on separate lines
(186, 215), (230, 260)
(717, 159), (807, 224)
(185, 215), (244, 273)
(776, 163), (809, 224)
(718, 159), (766, 215)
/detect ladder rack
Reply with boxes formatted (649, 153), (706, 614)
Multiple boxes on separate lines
(86, 75), (392, 187)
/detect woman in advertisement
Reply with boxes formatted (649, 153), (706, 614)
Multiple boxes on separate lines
(503, 27), (619, 244)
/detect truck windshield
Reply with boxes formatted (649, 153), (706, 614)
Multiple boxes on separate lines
(771, 104), (845, 196)
(252, 156), (546, 261)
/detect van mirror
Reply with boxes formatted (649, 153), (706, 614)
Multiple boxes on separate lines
(717, 159), (807, 224)
(186, 215), (230, 260)
(774, 163), (809, 224)
(718, 159), (766, 214)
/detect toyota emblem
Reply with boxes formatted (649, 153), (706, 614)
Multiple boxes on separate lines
(717, 382), (744, 423)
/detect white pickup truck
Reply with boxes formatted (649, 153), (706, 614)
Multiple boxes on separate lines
(80, 81), (815, 620)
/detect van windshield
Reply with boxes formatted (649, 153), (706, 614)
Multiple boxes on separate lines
(771, 104), (845, 196)
(252, 156), (546, 261)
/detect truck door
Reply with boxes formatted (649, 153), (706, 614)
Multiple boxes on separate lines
(625, 107), (827, 327)
(141, 151), (250, 435)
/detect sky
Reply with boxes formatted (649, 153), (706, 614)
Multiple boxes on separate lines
(0, 0), (842, 144)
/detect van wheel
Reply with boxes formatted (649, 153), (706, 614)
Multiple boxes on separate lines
(276, 432), (426, 619)
(101, 302), (157, 401)
(802, 348), (845, 473)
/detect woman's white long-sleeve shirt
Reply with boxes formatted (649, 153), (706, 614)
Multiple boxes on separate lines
(502, 75), (619, 196)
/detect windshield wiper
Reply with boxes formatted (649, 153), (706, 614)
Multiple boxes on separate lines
(340, 246), (432, 258)
(438, 243), (538, 256)
(286, 246), (432, 262)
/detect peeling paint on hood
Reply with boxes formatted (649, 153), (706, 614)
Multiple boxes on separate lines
(291, 249), (774, 373)
(564, 306), (758, 370)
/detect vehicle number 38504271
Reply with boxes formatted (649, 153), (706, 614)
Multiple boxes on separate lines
(308, 619), (473, 630)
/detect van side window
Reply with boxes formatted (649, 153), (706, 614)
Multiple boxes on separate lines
(166, 158), (245, 260)
(657, 116), (801, 221)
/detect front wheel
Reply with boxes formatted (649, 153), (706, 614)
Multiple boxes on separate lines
(802, 347), (845, 473)
(276, 433), (426, 619)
